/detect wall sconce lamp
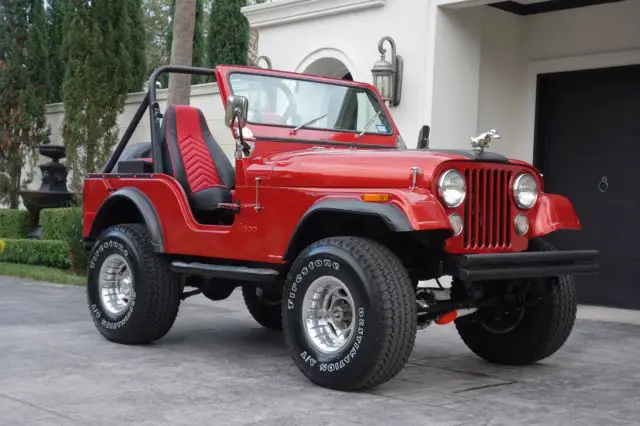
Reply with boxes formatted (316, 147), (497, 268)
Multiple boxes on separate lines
(371, 36), (403, 107)
(255, 55), (272, 69)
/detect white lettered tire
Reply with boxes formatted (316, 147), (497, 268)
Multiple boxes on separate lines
(87, 224), (181, 344)
(282, 237), (417, 391)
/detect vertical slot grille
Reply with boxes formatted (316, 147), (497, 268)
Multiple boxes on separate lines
(463, 168), (512, 249)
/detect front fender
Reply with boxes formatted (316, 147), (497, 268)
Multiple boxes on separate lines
(297, 198), (414, 232)
(388, 189), (451, 231)
(530, 193), (581, 238)
(295, 189), (451, 233)
(282, 189), (452, 261)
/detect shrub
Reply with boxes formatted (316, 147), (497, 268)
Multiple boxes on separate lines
(0, 209), (36, 238)
(0, 239), (70, 269)
(40, 207), (87, 271)
(62, 208), (87, 272)
(40, 208), (75, 240)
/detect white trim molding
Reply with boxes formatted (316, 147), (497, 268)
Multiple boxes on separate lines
(295, 46), (360, 80)
(521, 49), (640, 163)
(242, 0), (386, 29)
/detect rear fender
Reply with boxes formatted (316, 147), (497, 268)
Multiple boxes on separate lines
(530, 193), (581, 238)
(88, 187), (164, 252)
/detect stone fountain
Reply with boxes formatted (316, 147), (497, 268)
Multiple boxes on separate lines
(19, 144), (76, 238)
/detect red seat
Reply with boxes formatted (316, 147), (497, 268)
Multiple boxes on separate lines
(160, 105), (235, 213)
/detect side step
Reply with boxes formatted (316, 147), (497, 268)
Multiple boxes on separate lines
(170, 261), (280, 283)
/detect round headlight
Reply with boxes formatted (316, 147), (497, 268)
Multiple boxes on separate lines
(438, 169), (466, 208)
(513, 173), (538, 209)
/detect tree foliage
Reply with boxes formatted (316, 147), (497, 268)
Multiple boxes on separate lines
(192, 0), (206, 82)
(205, 0), (250, 72)
(0, 0), (51, 208)
(60, 0), (146, 193)
(29, 0), (52, 101)
(128, 0), (148, 92)
(1, 0), (265, 206)
(151, 0), (255, 88)
(141, 0), (172, 79)
(46, 0), (67, 103)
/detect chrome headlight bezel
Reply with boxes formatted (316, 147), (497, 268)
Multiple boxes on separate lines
(513, 173), (538, 209)
(438, 169), (466, 208)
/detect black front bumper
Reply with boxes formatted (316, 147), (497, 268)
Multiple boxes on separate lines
(448, 250), (600, 282)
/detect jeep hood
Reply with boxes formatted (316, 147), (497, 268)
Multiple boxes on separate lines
(268, 147), (514, 188)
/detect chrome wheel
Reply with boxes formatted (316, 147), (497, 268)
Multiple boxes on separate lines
(98, 254), (134, 317)
(302, 276), (355, 355)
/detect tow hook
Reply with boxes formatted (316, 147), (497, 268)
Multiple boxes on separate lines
(435, 308), (477, 325)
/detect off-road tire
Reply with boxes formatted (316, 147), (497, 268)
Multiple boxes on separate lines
(242, 284), (283, 330)
(282, 237), (417, 391)
(87, 224), (181, 344)
(455, 238), (577, 365)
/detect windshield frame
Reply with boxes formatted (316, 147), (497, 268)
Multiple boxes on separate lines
(226, 71), (396, 138)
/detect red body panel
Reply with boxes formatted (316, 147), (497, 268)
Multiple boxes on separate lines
(83, 172), (454, 264)
(83, 166), (580, 264)
(530, 193), (581, 237)
(83, 65), (583, 265)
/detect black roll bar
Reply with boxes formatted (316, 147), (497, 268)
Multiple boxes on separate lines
(102, 91), (150, 173)
(102, 65), (219, 174)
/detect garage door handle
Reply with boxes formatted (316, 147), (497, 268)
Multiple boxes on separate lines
(599, 176), (609, 193)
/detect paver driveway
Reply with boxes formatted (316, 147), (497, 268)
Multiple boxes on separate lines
(1, 276), (639, 425)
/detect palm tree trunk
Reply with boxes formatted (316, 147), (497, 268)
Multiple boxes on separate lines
(167, 0), (197, 105)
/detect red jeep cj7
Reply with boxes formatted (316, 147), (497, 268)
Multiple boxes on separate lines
(83, 65), (599, 391)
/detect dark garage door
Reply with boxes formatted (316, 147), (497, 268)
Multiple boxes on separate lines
(534, 64), (640, 310)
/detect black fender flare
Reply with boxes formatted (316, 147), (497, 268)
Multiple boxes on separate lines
(89, 187), (164, 252)
(284, 199), (413, 260)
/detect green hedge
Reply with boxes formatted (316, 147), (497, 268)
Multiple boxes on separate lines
(0, 239), (70, 269)
(40, 208), (76, 240)
(40, 207), (86, 271)
(0, 209), (36, 238)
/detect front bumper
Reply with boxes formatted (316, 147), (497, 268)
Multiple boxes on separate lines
(447, 249), (600, 282)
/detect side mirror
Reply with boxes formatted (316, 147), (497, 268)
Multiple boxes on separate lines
(225, 95), (252, 158)
(417, 125), (430, 150)
(225, 95), (249, 129)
